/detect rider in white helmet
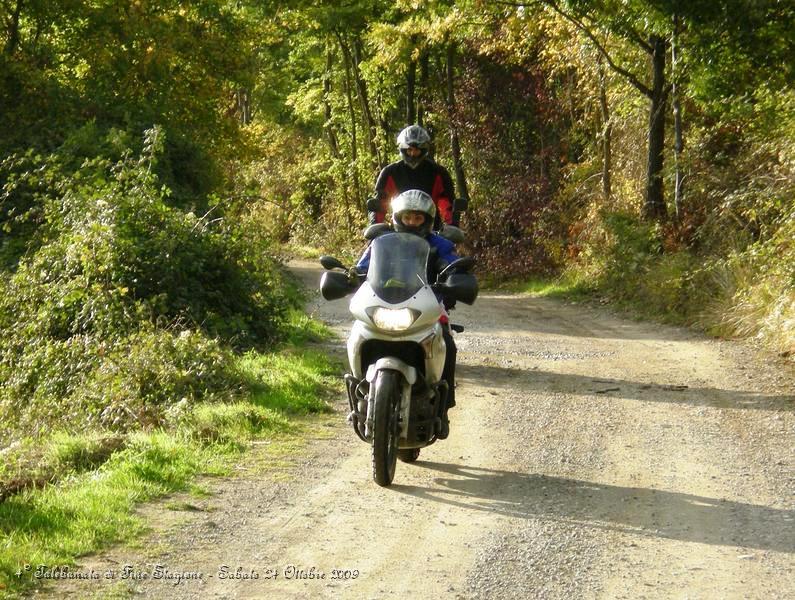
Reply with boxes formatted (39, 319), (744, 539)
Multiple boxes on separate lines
(391, 188), (437, 237)
(355, 189), (461, 439)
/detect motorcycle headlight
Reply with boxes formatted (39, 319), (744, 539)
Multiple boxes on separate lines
(370, 307), (418, 331)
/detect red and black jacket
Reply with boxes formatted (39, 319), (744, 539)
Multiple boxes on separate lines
(370, 159), (456, 228)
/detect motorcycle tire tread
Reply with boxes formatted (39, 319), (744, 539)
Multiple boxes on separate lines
(372, 370), (400, 486)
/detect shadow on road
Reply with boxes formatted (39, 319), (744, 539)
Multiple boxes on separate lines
(391, 461), (795, 554)
(459, 363), (795, 413)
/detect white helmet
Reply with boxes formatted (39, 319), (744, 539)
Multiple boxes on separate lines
(397, 125), (430, 168)
(391, 189), (436, 237)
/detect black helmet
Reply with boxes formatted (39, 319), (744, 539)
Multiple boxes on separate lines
(391, 189), (436, 237)
(397, 125), (430, 168)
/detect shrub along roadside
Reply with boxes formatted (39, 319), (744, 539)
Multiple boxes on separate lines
(512, 210), (794, 358)
(0, 124), (341, 596)
(0, 127), (300, 445)
(0, 341), (339, 598)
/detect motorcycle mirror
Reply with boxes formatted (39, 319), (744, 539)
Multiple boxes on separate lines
(438, 256), (475, 280)
(438, 224), (465, 244)
(320, 271), (356, 300)
(320, 256), (346, 271)
(444, 273), (479, 305)
(363, 223), (392, 240)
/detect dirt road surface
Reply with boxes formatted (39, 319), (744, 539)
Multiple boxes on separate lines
(40, 260), (793, 599)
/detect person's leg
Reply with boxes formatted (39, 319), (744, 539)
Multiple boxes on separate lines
(437, 325), (456, 439)
(442, 325), (457, 407)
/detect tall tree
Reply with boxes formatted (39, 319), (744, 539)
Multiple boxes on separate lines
(444, 41), (469, 204)
(597, 56), (612, 203)
(670, 14), (684, 221)
(537, 0), (673, 220)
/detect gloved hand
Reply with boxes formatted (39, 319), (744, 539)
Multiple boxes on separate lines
(434, 257), (450, 282)
(348, 267), (364, 286)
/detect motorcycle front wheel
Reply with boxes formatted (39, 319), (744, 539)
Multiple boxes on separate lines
(372, 370), (400, 486)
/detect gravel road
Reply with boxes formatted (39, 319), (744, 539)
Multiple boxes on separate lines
(39, 260), (794, 599)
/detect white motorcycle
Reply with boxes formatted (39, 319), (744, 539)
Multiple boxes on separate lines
(320, 231), (477, 486)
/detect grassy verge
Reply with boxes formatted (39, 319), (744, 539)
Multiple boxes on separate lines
(480, 272), (594, 302)
(490, 251), (794, 359)
(0, 313), (340, 598)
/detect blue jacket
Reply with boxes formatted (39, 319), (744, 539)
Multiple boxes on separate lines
(355, 232), (458, 275)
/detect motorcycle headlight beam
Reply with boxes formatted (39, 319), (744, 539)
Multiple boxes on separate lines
(370, 307), (419, 331)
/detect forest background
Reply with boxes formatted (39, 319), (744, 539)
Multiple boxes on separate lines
(0, 0), (793, 589)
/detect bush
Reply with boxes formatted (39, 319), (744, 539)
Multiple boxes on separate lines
(563, 211), (700, 321)
(0, 128), (296, 441)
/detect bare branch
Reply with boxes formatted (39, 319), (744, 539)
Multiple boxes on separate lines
(493, 0), (653, 97)
(542, 0), (653, 97)
(619, 24), (654, 54)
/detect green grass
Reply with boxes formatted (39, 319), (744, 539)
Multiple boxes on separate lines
(481, 273), (594, 300)
(0, 432), (215, 596)
(239, 348), (338, 415)
(283, 243), (323, 260)
(282, 241), (360, 265)
(0, 339), (338, 598)
(283, 309), (334, 345)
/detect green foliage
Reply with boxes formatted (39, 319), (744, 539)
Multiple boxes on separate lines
(0, 130), (298, 440)
(600, 212), (661, 283)
(0, 341), (336, 596)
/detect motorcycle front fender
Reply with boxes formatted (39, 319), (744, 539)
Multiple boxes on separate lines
(365, 358), (417, 385)
(365, 358), (415, 440)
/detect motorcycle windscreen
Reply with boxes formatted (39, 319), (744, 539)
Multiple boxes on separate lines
(367, 232), (429, 304)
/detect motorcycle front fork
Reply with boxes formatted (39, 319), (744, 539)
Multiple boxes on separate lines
(345, 373), (449, 444)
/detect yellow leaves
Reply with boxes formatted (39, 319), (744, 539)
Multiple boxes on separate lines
(366, 23), (411, 70)
(396, 0), (431, 12)
(367, 5), (468, 59)
(424, 8), (467, 45)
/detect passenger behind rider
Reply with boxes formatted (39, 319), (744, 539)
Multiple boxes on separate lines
(369, 125), (457, 230)
(355, 189), (459, 439)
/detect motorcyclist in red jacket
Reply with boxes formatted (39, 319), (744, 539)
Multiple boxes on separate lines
(368, 125), (456, 230)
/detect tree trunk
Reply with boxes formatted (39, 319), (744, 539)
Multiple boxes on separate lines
(352, 37), (381, 169)
(671, 16), (684, 222)
(445, 43), (469, 204)
(339, 37), (362, 228)
(598, 58), (612, 204)
(236, 89), (251, 124)
(417, 51), (429, 127)
(644, 34), (668, 221)
(406, 57), (416, 125)
(323, 45), (341, 159)
(4, 0), (24, 56)
(376, 86), (391, 155)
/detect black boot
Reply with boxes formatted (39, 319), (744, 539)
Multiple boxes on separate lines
(437, 413), (450, 439)
(437, 390), (452, 440)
